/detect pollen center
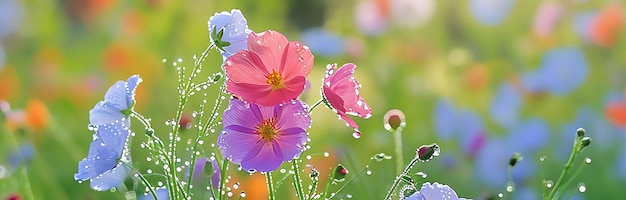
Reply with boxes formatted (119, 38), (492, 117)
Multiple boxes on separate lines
(255, 118), (278, 142)
(266, 70), (285, 89)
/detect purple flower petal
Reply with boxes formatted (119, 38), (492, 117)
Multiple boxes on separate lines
(240, 142), (283, 172)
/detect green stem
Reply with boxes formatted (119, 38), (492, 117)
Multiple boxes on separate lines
(559, 159), (588, 195)
(292, 159), (305, 200)
(123, 162), (158, 200)
(219, 159), (229, 200)
(308, 98), (325, 113)
(306, 175), (318, 200)
(323, 172), (332, 199)
(266, 172), (276, 200)
(392, 127), (404, 175)
(547, 142), (580, 200)
(384, 156), (420, 200)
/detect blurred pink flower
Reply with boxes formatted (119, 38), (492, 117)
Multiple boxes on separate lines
(354, 0), (389, 36)
(532, 1), (564, 38)
(322, 63), (372, 137)
(223, 30), (314, 106)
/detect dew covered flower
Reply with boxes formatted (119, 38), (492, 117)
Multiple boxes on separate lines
(208, 9), (251, 58)
(217, 98), (310, 172)
(223, 30), (314, 106)
(404, 182), (466, 200)
(322, 63), (371, 136)
(75, 75), (141, 191)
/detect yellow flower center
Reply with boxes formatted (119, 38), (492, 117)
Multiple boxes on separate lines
(255, 118), (278, 142)
(266, 70), (285, 89)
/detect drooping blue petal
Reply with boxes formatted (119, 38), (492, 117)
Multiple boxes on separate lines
(124, 74), (142, 105)
(75, 120), (130, 181)
(90, 164), (130, 191)
(490, 83), (521, 129)
(89, 101), (127, 126)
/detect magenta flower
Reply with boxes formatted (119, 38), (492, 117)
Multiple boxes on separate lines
(223, 30), (314, 106)
(322, 63), (372, 136)
(217, 98), (310, 172)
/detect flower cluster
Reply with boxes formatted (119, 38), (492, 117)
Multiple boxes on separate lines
(210, 10), (371, 172)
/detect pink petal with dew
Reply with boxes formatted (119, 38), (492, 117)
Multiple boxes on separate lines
(247, 31), (289, 73)
(261, 76), (306, 106)
(226, 82), (272, 104)
(240, 142), (283, 172)
(280, 41), (314, 79)
(340, 112), (359, 131)
(223, 51), (269, 85)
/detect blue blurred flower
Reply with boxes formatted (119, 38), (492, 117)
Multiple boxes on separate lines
(208, 9), (251, 58)
(300, 28), (345, 57)
(538, 47), (588, 96)
(0, 0), (21, 39)
(75, 75), (141, 191)
(490, 83), (521, 129)
(433, 99), (458, 140)
(573, 11), (596, 43)
(469, 0), (515, 26)
(139, 188), (169, 200)
(405, 182), (466, 200)
(7, 143), (35, 170)
(458, 110), (486, 157)
(615, 145), (626, 181)
(474, 137), (537, 189)
(507, 118), (550, 155)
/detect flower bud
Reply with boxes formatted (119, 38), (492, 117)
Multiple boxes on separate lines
(332, 164), (348, 182)
(383, 109), (406, 132)
(509, 152), (523, 167)
(580, 137), (591, 151)
(576, 128), (585, 138)
(417, 143), (440, 161)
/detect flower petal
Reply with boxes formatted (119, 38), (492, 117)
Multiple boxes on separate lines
(218, 127), (262, 164)
(240, 142), (282, 172)
(247, 31), (289, 73)
(274, 100), (310, 131)
(274, 129), (307, 160)
(280, 41), (314, 79)
(90, 164), (129, 191)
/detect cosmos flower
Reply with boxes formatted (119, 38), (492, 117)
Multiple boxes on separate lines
(75, 75), (141, 191)
(404, 182), (467, 200)
(223, 30), (314, 106)
(208, 9), (252, 58)
(217, 98), (310, 172)
(321, 63), (372, 137)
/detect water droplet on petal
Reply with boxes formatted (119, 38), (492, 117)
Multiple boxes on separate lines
(352, 131), (361, 139)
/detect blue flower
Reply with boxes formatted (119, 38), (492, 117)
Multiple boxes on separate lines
(405, 182), (466, 200)
(300, 28), (345, 57)
(75, 75), (141, 191)
(139, 188), (169, 200)
(490, 83), (521, 129)
(469, 0), (515, 26)
(433, 99), (459, 140)
(506, 118), (550, 155)
(538, 47), (588, 96)
(7, 143), (35, 170)
(208, 9), (251, 58)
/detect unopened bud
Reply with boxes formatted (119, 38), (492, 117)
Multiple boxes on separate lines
(332, 164), (348, 182)
(576, 128), (585, 138)
(383, 109), (406, 132)
(509, 152), (523, 167)
(580, 137), (591, 151)
(417, 143), (440, 161)
(310, 168), (320, 179)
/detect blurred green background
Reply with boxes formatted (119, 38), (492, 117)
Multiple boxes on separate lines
(1, 0), (626, 199)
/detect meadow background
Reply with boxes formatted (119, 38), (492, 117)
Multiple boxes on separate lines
(1, 0), (626, 199)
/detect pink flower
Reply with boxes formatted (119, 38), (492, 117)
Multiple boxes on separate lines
(217, 98), (311, 172)
(223, 30), (314, 106)
(322, 63), (372, 137)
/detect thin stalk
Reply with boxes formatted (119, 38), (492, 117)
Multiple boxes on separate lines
(123, 162), (158, 200)
(559, 160), (588, 195)
(292, 159), (305, 200)
(547, 142), (580, 200)
(384, 156), (420, 200)
(169, 45), (214, 199)
(392, 127), (404, 175)
(306, 176), (318, 200)
(266, 172), (276, 200)
(308, 98), (325, 113)
(219, 159), (229, 200)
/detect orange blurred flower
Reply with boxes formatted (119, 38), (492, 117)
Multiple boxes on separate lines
(590, 4), (624, 47)
(606, 102), (626, 128)
(0, 66), (20, 101)
(25, 99), (50, 132)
